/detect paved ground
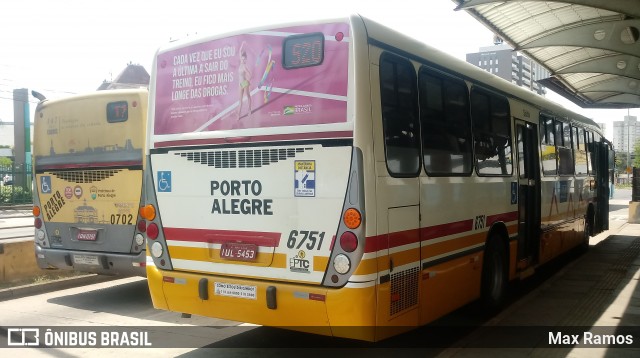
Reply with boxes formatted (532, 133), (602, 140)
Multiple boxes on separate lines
(439, 190), (640, 357)
(1, 192), (639, 356)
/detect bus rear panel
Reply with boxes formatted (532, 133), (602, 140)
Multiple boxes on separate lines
(145, 15), (609, 342)
(33, 89), (148, 276)
(144, 20), (378, 338)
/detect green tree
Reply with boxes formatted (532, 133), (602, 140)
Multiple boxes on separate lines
(0, 157), (11, 167)
(616, 152), (629, 174)
(634, 140), (640, 168)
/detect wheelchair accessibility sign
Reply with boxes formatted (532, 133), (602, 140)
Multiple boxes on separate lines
(40, 176), (52, 194)
(294, 161), (315, 197)
(157, 171), (172, 192)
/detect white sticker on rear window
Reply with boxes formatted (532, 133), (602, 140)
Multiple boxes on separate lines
(294, 161), (315, 197)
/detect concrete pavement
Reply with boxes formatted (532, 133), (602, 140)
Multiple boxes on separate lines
(439, 192), (640, 357)
(1, 192), (640, 356)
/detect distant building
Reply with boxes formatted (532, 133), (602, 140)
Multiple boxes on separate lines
(597, 122), (608, 141)
(612, 115), (640, 155)
(0, 147), (13, 159)
(466, 39), (549, 95)
(97, 63), (150, 90)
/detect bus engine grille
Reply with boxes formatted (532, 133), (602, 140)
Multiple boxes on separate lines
(52, 170), (121, 183)
(175, 147), (313, 168)
(390, 266), (419, 315)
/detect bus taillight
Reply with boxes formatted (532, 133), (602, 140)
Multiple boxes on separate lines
(339, 231), (358, 252)
(137, 220), (147, 233)
(33, 206), (41, 217)
(151, 241), (164, 258)
(134, 233), (145, 247)
(34, 218), (42, 229)
(333, 254), (351, 274)
(343, 208), (362, 229)
(147, 223), (159, 240)
(140, 204), (156, 221)
(322, 148), (366, 287)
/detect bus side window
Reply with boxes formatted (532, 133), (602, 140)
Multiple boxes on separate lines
(379, 54), (421, 177)
(418, 67), (472, 176)
(557, 121), (574, 175)
(575, 127), (588, 175)
(586, 130), (595, 175)
(471, 88), (512, 176)
(540, 114), (557, 176)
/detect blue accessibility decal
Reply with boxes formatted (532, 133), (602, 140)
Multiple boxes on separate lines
(40, 176), (52, 194)
(157, 171), (172, 192)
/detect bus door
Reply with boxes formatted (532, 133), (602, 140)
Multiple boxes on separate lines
(372, 50), (421, 328)
(515, 120), (541, 266)
(594, 141), (610, 233)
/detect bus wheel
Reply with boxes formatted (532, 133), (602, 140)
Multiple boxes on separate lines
(481, 237), (507, 314)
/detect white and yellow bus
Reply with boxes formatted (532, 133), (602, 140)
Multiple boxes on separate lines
(33, 89), (149, 276)
(142, 15), (612, 341)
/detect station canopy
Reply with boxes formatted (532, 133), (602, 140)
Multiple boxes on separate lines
(453, 0), (640, 108)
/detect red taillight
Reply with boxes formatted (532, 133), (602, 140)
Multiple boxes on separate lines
(137, 220), (147, 233)
(34, 218), (42, 229)
(339, 231), (358, 252)
(147, 223), (159, 240)
(335, 32), (344, 42)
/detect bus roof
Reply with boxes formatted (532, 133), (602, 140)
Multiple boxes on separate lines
(150, 14), (602, 137)
(34, 88), (148, 112)
(358, 15), (602, 134)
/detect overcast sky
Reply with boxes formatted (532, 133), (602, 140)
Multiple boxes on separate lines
(0, 0), (635, 140)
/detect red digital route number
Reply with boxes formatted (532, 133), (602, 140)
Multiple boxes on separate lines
(283, 33), (324, 69)
(107, 101), (129, 122)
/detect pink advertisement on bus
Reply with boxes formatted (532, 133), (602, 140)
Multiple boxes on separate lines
(153, 22), (350, 135)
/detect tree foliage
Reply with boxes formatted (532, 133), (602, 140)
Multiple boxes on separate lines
(0, 157), (11, 167)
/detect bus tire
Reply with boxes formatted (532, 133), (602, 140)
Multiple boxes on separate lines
(481, 236), (508, 314)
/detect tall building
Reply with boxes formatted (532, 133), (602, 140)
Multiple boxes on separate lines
(612, 115), (639, 157)
(466, 38), (549, 95)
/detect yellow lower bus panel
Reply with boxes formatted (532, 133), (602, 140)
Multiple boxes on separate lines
(147, 265), (378, 341)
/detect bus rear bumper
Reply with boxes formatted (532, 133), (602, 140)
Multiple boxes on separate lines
(35, 244), (146, 276)
(147, 265), (378, 341)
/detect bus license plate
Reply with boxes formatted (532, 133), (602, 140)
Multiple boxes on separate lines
(73, 254), (100, 266)
(220, 243), (257, 262)
(76, 229), (98, 241)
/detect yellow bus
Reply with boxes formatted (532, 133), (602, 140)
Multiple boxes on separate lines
(33, 89), (149, 276)
(142, 15), (612, 341)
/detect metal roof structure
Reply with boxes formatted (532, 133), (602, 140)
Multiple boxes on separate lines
(453, 0), (640, 109)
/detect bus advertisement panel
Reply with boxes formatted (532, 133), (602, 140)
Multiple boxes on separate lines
(150, 21), (350, 141)
(33, 89), (149, 276)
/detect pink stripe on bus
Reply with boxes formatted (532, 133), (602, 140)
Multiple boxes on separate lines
(487, 211), (518, 226)
(362, 212), (517, 253)
(163, 227), (281, 247)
